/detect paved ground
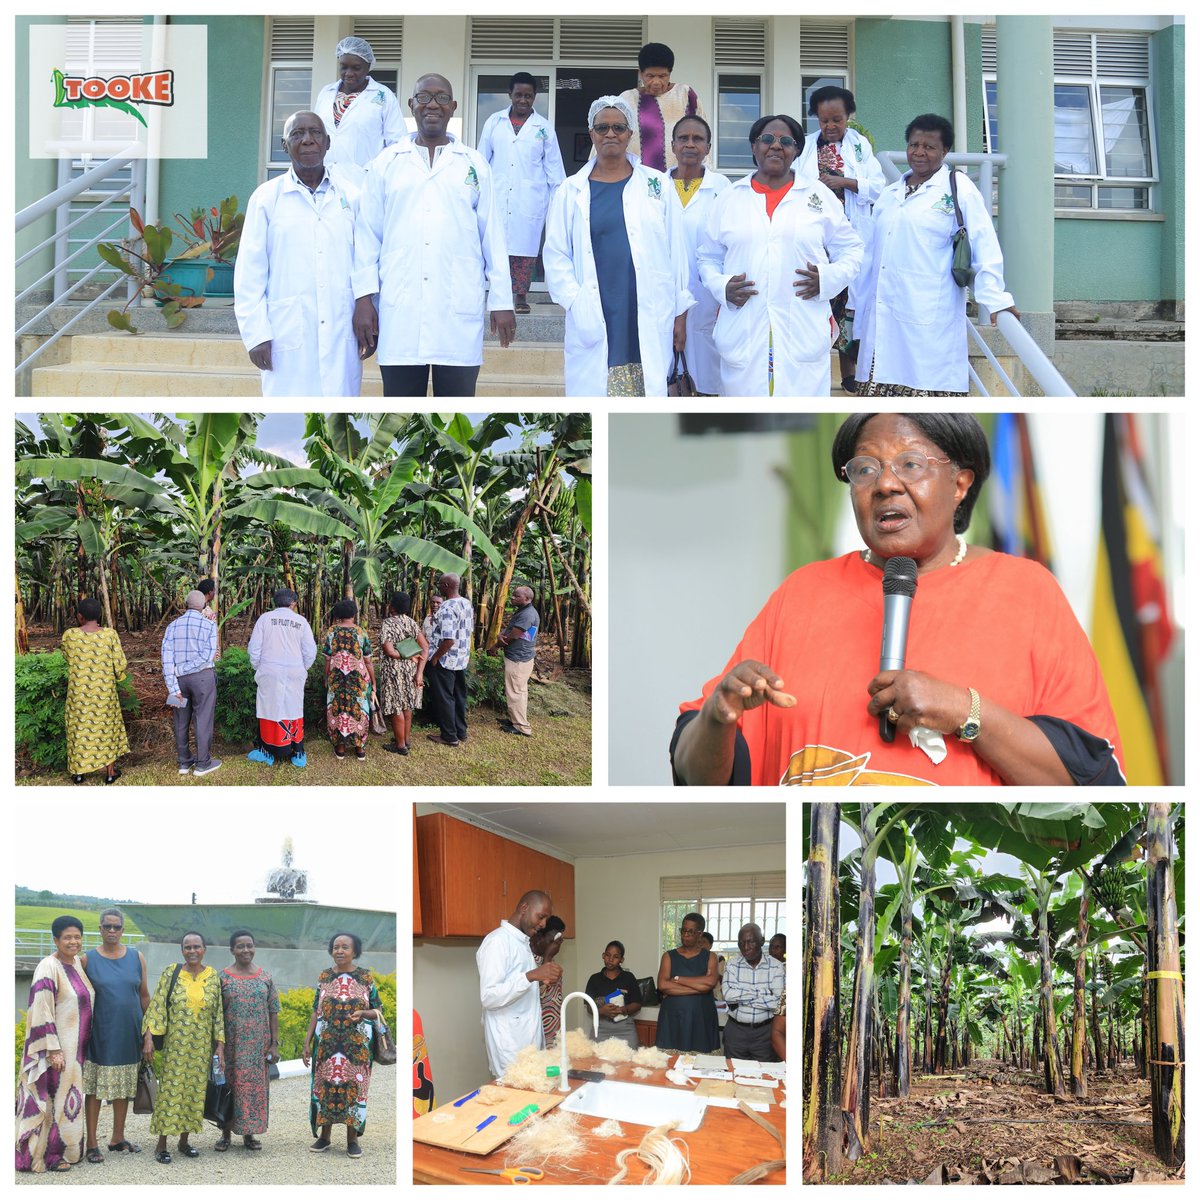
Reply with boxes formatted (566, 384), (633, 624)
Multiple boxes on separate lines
(15, 1070), (396, 1186)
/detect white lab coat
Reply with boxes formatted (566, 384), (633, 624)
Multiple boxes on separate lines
(698, 173), (865, 397)
(235, 165), (365, 397)
(854, 164), (1015, 394)
(352, 135), (513, 367)
(477, 107), (566, 257)
(314, 78), (405, 169)
(669, 167), (730, 395)
(477, 920), (542, 1078)
(246, 606), (317, 721)
(543, 154), (694, 397)
(794, 126), (885, 311)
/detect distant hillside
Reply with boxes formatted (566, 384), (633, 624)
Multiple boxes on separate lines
(16, 905), (145, 936)
(16, 886), (140, 909)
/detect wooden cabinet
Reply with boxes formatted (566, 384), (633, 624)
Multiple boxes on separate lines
(416, 812), (575, 938)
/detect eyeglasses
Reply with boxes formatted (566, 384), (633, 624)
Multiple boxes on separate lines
(593, 122), (630, 135)
(755, 133), (798, 148)
(413, 91), (453, 106)
(842, 454), (953, 488)
(100, 924), (123, 931)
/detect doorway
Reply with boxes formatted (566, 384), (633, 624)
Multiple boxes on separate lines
(553, 66), (639, 175)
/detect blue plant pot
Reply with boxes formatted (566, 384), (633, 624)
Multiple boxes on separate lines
(206, 260), (235, 297)
(157, 258), (211, 302)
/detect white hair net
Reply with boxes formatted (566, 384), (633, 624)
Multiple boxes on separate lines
(588, 95), (635, 130)
(335, 37), (375, 68)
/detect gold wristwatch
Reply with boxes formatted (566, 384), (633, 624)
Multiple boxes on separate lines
(956, 687), (981, 742)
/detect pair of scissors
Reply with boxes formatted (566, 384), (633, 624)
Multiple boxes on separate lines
(459, 1166), (545, 1184)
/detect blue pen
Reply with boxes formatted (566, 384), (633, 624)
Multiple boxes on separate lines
(453, 1089), (480, 1107)
(463, 1114), (497, 1144)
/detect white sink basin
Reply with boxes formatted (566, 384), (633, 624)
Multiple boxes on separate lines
(558, 1080), (706, 1132)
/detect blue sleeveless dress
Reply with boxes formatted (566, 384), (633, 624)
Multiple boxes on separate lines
(654, 948), (719, 1053)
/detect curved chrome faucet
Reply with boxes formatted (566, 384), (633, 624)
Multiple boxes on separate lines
(558, 991), (599, 1092)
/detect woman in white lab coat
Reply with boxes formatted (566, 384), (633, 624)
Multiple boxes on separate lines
(794, 86), (885, 393)
(477, 72), (566, 314)
(854, 113), (1018, 396)
(543, 96), (693, 397)
(313, 36), (405, 169)
(698, 115), (865, 397)
(668, 115), (729, 395)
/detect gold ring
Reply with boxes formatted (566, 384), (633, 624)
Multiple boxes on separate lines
(887, 707), (900, 724)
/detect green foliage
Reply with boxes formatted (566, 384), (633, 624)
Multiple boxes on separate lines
(15, 650), (140, 771)
(276, 984), (316, 1061)
(212, 648), (258, 743)
(467, 651), (506, 711)
(16, 1012), (26, 1083)
(304, 660), (328, 733)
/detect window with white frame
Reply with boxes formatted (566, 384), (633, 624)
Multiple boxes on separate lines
(982, 28), (1156, 212)
(659, 871), (786, 962)
(266, 18), (314, 178)
(714, 20), (766, 173)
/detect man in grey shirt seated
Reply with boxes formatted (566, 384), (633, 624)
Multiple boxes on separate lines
(499, 584), (539, 738)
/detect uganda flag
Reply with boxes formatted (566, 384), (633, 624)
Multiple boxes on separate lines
(989, 413), (1053, 567)
(1090, 414), (1175, 784)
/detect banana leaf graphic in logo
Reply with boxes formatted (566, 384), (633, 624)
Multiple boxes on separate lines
(52, 69), (148, 128)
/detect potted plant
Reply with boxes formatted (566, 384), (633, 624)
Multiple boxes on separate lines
(172, 195), (243, 297)
(97, 208), (212, 333)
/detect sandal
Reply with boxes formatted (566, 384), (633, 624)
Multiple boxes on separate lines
(310, 1137), (332, 1153)
(86, 1147), (104, 1164)
(104, 769), (122, 785)
(71, 775), (85, 785)
(841, 375), (859, 394)
(243, 1136), (263, 1151)
(107, 1140), (141, 1153)
(515, 301), (531, 315)
(50, 1160), (72, 1172)
(155, 1150), (172, 1164)
(214, 1136), (231, 1152)
(382, 742), (403, 754)
(178, 1143), (199, 1158)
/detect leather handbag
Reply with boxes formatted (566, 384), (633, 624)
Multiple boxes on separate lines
(151, 963), (183, 1051)
(204, 1065), (234, 1127)
(948, 169), (976, 289)
(666, 350), (697, 397)
(373, 1017), (398, 1067)
(133, 1062), (158, 1115)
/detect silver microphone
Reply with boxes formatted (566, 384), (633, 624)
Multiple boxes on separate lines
(879, 557), (918, 743)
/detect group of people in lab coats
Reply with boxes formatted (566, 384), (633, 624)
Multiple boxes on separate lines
(234, 36), (1016, 399)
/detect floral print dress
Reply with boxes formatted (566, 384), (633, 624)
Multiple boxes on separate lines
(323, 625), (372, 754)
(219, 967), (280, 1136)
(310, 967), (379, 1135)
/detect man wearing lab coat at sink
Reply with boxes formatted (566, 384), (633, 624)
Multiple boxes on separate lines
(235, 111), (365, 396)
(352, 72), (516, 397)
(476, 890), (561, 1078)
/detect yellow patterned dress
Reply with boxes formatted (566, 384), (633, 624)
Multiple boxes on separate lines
(142, 965), (225, 1135)
(60, 627), (130, 775)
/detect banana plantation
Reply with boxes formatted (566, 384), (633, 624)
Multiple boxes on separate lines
(803, 803), (1185, 1185)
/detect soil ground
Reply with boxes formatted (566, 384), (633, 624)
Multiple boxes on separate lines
(818, 1060), (1181, 1186)
(19, 621), (591, 787)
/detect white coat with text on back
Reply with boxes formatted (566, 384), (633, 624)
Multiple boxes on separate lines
(314, 77), (406, 169)
(351, 134), (514, 368)
(234, 162), (365, 397)
(543, 154), (694, 397)
(478, 106), (566, 257)
(476, 919), (542, 1078)
(854, 163), (1015, 394)
(246, 606), (317, 722)
(697, 173), (865, 397)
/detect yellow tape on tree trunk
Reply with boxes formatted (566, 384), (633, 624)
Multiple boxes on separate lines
(1146, 971), (1184, 980)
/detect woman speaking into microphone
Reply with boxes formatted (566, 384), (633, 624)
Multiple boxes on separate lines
(670, 413), (1124, 787)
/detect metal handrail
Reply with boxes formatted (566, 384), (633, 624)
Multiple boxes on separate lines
(15, 148), (146, 384)
(15, 927), (147, 957)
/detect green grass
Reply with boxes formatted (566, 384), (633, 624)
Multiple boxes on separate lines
(18, 714), (592, 787)
(15, 905), (144, 936)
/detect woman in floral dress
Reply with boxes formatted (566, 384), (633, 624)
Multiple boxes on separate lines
(377, 592), (428, 755)
(323, 600), (376, 761)
(60, 597), (130, 783)
(216, 931), (279, 1152)
(303, 932), (382, 1158)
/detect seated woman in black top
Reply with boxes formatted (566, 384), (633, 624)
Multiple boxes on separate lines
(584, 941), (643, 1049)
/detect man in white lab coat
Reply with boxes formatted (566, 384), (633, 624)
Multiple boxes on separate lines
(477, 72), (566, 314)
(476, 890), (561, 1078)
(246, 588), (317, 769)
(352, 72), (517, 397)
(235, 111), (365, 397)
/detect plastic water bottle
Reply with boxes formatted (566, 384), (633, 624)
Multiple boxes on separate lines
(212, 1053), (225, 1085)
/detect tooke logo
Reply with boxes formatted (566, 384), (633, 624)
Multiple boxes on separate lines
(52, 68), (174, 128)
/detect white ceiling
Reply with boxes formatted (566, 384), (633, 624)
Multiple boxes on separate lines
(427, 802), (786, 861)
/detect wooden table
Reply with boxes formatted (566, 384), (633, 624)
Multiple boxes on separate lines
(412, 1056), (786, 1186)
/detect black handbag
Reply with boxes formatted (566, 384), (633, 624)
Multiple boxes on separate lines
(666, 350), (697, 397)
(948, 169), (976, 289)
(373, 1017), (397, 1067)
(204, 1065), (234, 1127)
(151, 963), (183, 1051)
(133, 1062), (158, 1115)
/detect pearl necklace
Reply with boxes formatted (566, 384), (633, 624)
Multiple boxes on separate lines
(862, 534), (967, 569)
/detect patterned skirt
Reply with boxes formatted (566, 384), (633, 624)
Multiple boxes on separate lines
(860, 355), (967, 398)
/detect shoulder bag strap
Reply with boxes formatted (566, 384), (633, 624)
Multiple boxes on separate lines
(948, 168), (965, 232)
(164, 962), (183, 1021)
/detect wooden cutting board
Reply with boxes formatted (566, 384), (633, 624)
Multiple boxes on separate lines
(413, 1085), (567, 1156)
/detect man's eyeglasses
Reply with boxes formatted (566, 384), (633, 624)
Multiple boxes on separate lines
(755, 133), (799, 148)
(413, 91), (453, 106)
(593, 123), (630, 135)
(841, 454), (953, 488)
(100, 924), (123, 932)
